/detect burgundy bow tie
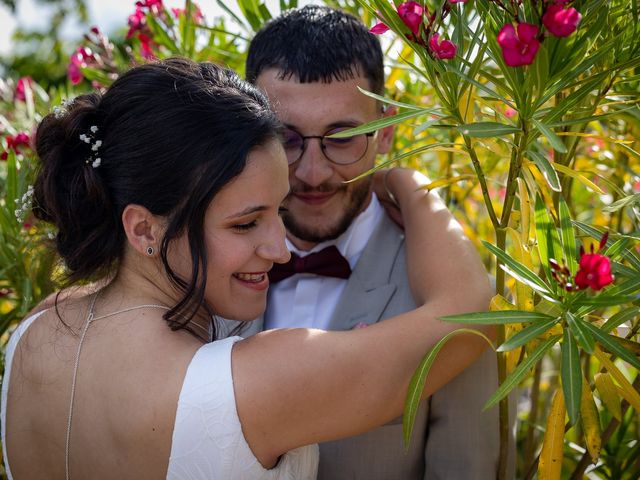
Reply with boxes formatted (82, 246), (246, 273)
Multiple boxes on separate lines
(268, 245), (352, 283)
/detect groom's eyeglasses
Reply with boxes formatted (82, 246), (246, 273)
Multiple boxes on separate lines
(282, 127), (376, 166)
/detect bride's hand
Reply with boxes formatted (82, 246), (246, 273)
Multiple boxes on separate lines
(372, 168), (433, 229)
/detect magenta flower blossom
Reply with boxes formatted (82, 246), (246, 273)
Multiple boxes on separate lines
(15, 77), (33, 102)
(542, 4), (582, 38)
(574, 233), (614, 291)
(1, 132), (31, 160)
(429, 34), (457, 60)
(497, 23), (540, 67)
(369, 21), (390, 34)
(449, 0), (468, 3)
(397, 1), (424, 35)
(68, 46), (97, 85)
(138, 33), (156, 60)
(127, 6), (146, 39)
(575, 253), (613, 291)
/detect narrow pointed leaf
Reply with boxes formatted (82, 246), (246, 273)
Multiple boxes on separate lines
(593, 347), (640, 412)
(602, 307), (640, 333)
(561, 329), (582, 426)
(440, 311), (555, 324)
(457, 122), (519, 138)
(538, 389), (566, 480)
(583, 322), (640, 370)
(580, 378), (602, 463)
(484, 335), (561, 410)
(526, 151), (561, 192)
(558, 197), (577, 275)
(566, 312), (595, 354)
(497, 318), (558, 352)
(403, 328), (495, 448)
(483, 241), (552, 295)
(534, 194), (562, 283)
(329, 109), (427, 137)
(594, 372), (622, 421)
(533, 119), (567, 153)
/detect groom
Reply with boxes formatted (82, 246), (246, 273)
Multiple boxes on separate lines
(244, 5), (508, 479)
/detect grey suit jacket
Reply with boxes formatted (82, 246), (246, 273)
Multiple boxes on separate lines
(245, 214), (512, 479)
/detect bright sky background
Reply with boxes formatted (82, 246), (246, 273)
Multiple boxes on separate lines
(0, 0), (316, 55)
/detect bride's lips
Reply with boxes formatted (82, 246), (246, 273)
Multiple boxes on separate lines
(233, 272), (269, 291)
(292, 191), (337, 206)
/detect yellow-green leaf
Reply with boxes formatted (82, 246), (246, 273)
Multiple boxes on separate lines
(580, 377), (602, 463)
(594, 372), (622, 421)
(538, 389), (566, 480)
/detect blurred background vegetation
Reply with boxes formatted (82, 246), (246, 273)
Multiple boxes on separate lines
(1, 1), (638, 479)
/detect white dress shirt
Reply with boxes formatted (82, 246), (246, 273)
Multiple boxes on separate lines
(264, 195), (384, 330)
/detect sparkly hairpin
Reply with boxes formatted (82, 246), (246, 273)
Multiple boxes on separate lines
(79, 125), (102, 168)
(14, 185), (34, 222)
(53, 98), (74, 119)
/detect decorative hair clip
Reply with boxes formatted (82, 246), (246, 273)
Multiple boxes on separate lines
(53, 98), (74, 119)
(80, 125), (102, 168)
(14, 184), (34, 222)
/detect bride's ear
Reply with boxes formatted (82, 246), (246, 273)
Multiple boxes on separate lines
(122, 204), (163, 257)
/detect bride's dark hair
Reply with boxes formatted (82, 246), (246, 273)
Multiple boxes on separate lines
(32, 57), (281, 336)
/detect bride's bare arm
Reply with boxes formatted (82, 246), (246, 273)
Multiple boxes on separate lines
(233, 168), (493, 467)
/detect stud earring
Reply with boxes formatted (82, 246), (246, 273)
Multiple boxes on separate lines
(146, 246), (154, 256)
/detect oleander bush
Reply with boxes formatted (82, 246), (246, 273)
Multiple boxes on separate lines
(1, 1), (638, 478)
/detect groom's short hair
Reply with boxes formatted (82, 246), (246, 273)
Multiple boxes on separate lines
(245, 5), (385, 94)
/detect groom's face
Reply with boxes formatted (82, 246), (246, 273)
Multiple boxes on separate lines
(255, 68), (392, 250)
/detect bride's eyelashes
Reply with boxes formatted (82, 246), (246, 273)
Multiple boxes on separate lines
(278, 207), (289, 216)
(232, 220), (258, 232)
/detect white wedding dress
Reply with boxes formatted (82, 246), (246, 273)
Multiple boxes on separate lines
(1, 312), (319, 479)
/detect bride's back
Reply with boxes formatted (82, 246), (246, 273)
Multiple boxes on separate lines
(4, 301), (200, 479)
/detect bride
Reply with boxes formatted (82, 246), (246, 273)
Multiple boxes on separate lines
(1, 57), (492, 479)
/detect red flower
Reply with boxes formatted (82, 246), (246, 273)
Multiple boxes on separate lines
(15, 77), (33, 102)
(127, 6), (147, 39)
(497, 23), (540, 67)
(1, 132), (31, 160)
(369, 21), (390, 35)
(172, 4), (203, 22)
(397, 1), (424, 36)
(67, 46), (98, 85)
(574, 233), (614, 291)
(138, 33), (156, 60)
(429, 33), (457, 59)
(542, 4), (582, 38)
(137, 0), (162, 7)
(575, 253), (613, 291)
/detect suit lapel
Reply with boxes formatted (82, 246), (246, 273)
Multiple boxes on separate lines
(327, 214), (404, 331)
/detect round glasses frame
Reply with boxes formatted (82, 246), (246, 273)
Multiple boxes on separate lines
(282, 127), (377, 166)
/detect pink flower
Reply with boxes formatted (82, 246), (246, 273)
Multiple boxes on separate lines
(1, 132), (31, 160)
(369, 21), (390, 34)
(127, 6), (147, 39)
(575, 233), (614, 291)
(67, 46), (97, 85)
(504, 107), (517, 119)
(397, 1), (424, 36)
(497, 23), (540, 67)
(575, 253), (613, 290)
(542, 4), (582, 38)
(172, 4), (204, 22)
(136, 0), (163, 8)
(15, 76), (33, 102)
(449, 0), (468, 3)
(429, 33), (457, 60)
(138, 33), (156, 60)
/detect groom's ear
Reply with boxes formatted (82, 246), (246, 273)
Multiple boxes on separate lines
(122, 204), (163, 256)
(376, 105), (397, 155)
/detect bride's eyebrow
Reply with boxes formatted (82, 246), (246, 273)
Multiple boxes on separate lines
(225, 205), (268, 220)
